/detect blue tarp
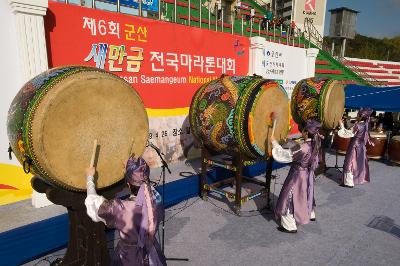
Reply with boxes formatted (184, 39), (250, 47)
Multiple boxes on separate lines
(345, 85), (400, 111)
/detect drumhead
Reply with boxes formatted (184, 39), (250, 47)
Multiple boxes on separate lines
(392, 135), (400, 141)
(247, 81), (289, 156)
(320, 80), (345, 129)
(30, 68), (148, 191)
(369, 131), (387, 138)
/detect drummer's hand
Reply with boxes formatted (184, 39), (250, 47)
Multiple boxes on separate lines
(86, 166), (95, 177)
(271, 135), (276, 142)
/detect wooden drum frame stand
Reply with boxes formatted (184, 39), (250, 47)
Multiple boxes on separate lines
(31, 176), (125, 266)
(199, 146), (273, 216)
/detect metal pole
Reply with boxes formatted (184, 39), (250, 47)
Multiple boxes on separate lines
(199, 0), (202, 28)
(208, 1), (211, 29)
(139, 0), (142, 16)
(215, 4), (217, 31)
(290, 0), (294, 21)
(250, 8), (254, 37)
(174, 0), (177, 22)
(250, 18), (252, 37)
(92, 0), (95, 8)
(241, 16), (243, 36)
(341, 38), (347, 57)
(273, 23), (275, 42)
(117, 0), (120, 12)
(231, 13), (234, 34)
(159, 0), (161, 19)
(221, 9), (224, 32)
(298, 29), (300, 47)
(331, 41), (335, 56)
(293, 28), (295, 46)
(64, 0), (69, 4)
(267, 21), (269, 41)
(286, 26), (289, 45)
(188, 0), (191, 26)
(279, 24), (282, 44)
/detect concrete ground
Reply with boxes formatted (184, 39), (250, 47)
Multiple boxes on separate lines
(26, 153), (400, 266)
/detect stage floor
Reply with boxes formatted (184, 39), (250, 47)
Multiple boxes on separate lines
(24, 153), (400, 266)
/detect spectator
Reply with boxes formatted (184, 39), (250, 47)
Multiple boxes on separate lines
(266, 5), (273, 22)
(290, 20), (296, 36)
(261, 16), (268, 30)
(377, 113), (384, 126)
(383, 112), (394, 131)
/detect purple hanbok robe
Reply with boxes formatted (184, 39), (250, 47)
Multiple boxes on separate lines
(342, 121), (371, 185)
(275, 141), (315, 225)
(98, 185), (167, 266)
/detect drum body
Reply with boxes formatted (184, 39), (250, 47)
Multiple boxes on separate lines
(333, 133), (350, 154)
(291, 78), (345, 129)
(366, 131), (387, 159)
(189, 75), (290, 159)
(388, 136), (400, 164)
(7, 66), (149, 191)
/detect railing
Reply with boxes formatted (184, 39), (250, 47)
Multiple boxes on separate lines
(58, 0), (305, 47)
(304, 17), (323, 49)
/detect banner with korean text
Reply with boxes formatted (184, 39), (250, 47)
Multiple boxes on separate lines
(45, 2), (249, 167)
(250, 37), (309, 135)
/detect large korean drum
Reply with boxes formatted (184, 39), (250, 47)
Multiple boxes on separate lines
(291, 78), (345, 129)
(366, 131), (387, 159)
(7, 66), (149, 191)
(189, 75), (290, 159)
(388, 136), (400, 164)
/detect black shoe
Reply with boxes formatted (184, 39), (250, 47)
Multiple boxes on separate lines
(340, 183), (354, 188)
(277, 226), (297, 233)
(310, 218), (316, 221)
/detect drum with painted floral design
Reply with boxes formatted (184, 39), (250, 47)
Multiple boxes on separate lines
(189, 75), (290, 159)
(291, 78), (345, 129)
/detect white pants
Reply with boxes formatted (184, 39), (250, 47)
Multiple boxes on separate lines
(281, 209), (297, 231)
(310, 209), (316, 219)
(281, 209), (316, 231)
(343, 172), (355, 187)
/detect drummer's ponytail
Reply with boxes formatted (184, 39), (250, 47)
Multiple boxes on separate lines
(310, 131), (323, 172)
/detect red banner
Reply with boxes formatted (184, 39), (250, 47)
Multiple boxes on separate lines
(45, 2), (249, 109)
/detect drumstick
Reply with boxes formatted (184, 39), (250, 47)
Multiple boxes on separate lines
(89, 139), (97, 167)
(129, 139), (135, 157)
(271, 112), (277, 139)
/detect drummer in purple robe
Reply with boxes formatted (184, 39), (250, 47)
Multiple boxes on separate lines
(85, 156), (167, 266)
(338, 108), (374, 188)
(271, 120), (323, 233)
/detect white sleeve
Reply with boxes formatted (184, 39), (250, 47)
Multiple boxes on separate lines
(85, 175), (106, 223)
(338, 125), (354, 138)
(271, 140), (293, 163)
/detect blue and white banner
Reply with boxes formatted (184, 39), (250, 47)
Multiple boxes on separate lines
(100, 0), (159, 12)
